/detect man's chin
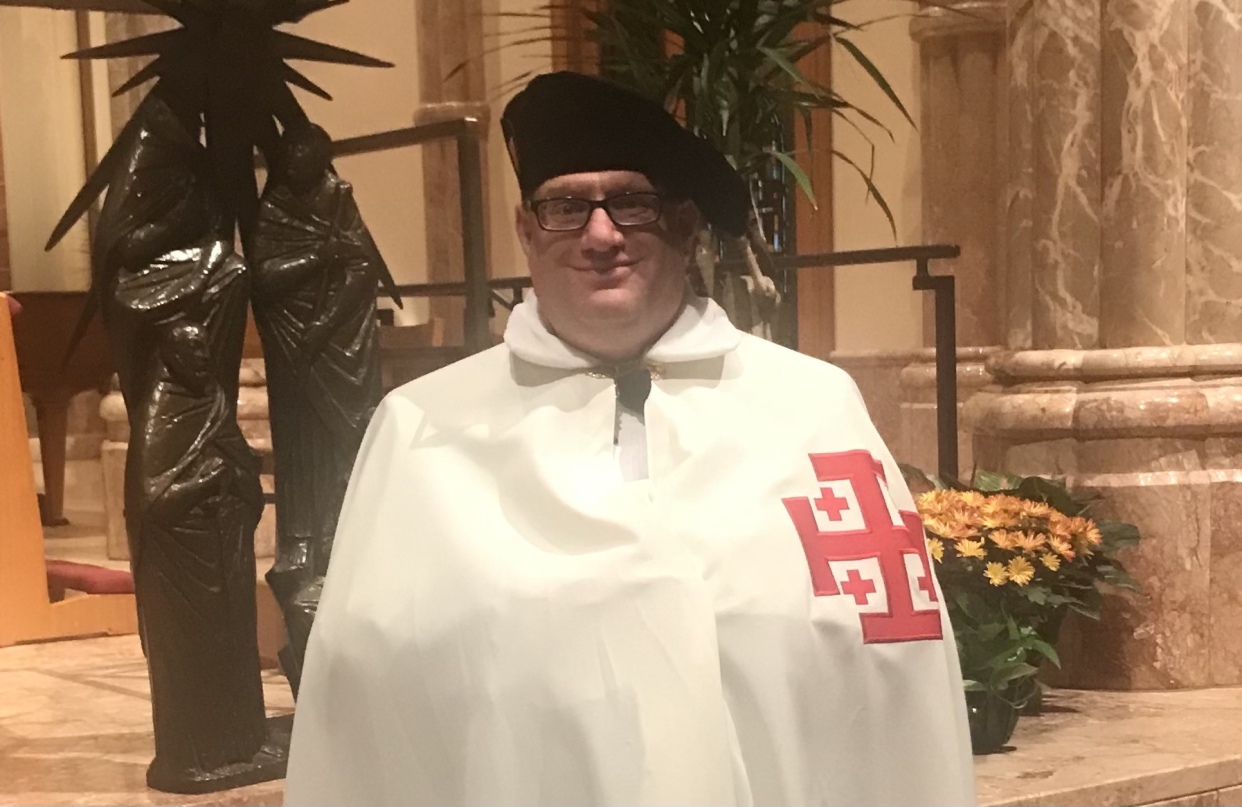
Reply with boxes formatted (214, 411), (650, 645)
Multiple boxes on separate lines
(580, 289), (643, 318)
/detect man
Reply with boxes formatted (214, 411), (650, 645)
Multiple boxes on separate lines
(285, 71), (975, 806)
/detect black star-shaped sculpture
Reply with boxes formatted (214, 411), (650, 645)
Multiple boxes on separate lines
(46, 0), (391, 254)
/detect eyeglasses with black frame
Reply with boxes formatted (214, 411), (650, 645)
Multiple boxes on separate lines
(527, 192), (664, 232)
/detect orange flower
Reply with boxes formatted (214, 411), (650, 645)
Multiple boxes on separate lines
(1018, 499), (1054, 518)
(1014, 531), (1047, 554)
(1048, 536), (1075, 561)
(1048, 511), (1074, 541)
(988, 530), (1018, 551)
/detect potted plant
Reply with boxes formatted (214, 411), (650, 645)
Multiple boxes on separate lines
(903, 468), (1143, 753)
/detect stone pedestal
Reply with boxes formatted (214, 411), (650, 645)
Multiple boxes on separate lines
(831, 347), (998, 478)
(830, 350), (923, 452)
(99, 360), (275, 562)
(965, 345), (1242, 688)
(899, 347), (999, 478)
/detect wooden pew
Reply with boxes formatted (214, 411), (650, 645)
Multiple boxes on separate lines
(0, 293), (137, 647)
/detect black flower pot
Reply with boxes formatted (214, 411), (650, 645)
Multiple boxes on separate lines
(966, 687), (1022, 754)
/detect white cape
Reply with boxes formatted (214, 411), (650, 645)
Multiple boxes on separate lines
(285, 295), (976, 806)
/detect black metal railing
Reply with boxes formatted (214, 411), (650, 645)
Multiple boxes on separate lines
(719, 245), (962, 480)
(328, 119), (492, 354)
(386, 244), (962, 480)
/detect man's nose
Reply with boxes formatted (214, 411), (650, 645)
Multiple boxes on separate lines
(582, 206), (624, 249)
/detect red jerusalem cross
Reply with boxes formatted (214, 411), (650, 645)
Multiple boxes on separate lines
(782, 450), (942, 643)
(841, 568), (876, 605)
(814, 488), (851, 521)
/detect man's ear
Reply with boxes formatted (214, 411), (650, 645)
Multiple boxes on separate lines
(668, 200), (702, 252)
(515, 203), (534, 259)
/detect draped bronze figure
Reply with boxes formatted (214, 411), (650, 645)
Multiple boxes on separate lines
(46, 0), (391, 792)
(252, 123), (399, 694)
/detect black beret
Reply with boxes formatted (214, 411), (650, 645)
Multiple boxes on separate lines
(500, 71), (751, 238)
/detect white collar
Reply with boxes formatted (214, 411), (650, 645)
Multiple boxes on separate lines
(503, 290), (742, 371)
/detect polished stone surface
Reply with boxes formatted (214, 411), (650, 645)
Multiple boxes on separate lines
(977, 688), (1242, 806)
(1, 637), (1237, 806)
(1187, 0), (1242, 345)
(0, 636), (292, 806)
(1007, 0), (1103, 351)
(964, 347), (1242, 687)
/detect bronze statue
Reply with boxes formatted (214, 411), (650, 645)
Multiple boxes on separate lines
(45, 1), (394, 785)
(252, 123), (400, 695)
(85, 96), (287, 793)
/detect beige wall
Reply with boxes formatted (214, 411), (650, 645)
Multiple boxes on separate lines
(0, 8), (91, 292)
(289, 0), (429, 324)
(831, 3), (924, 352)
(482, 0), (552, 280)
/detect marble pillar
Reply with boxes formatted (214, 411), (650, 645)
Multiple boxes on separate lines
(962, 0), (1242, 689)
(1009, 0), (1103, 350)
(1186, 0), (1242, 344)
(1100, 0), (1188, 348)
(966, 346), (1242, 688)
(899, 347), (999, 475)
(903, 2), (1006, 478)
(915, 1), (1006, 349)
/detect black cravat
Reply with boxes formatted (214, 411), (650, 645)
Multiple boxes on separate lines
(614, 364), (653, 413)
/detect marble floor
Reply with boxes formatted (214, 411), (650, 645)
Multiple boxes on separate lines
(1, 637), (291, 807)
(1, 635), (1239, 807)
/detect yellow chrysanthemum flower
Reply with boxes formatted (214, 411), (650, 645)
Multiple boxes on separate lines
(1018, 499), (1053, 518)
(1039, 552), (1062, 571)
(917, 491), (948, 517)
(944, 512), (980, 541)
(956, 539), (986, 559)
(923, 517), (955, 540)
(959, 491), (986, 508)
(985, 562), (1009, 586)
(1007, 556), (1036, 586)
(926, 537), (945, 563)
(981, 512), (1019, 529)
(1015, 531), (1047, 554)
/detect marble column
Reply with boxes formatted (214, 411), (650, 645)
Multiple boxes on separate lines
(1186, 0), (1242, 344)
(1008, 0), (1103, 350)
(1100, 0), (1188, 348)
(893, 2), (1005, 478)
(963, 0), (1242, 689)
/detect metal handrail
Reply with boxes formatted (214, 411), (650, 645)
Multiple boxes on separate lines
(724, 245), (962, 481)
(328, 119), (492, 355)
(385, 244), (963, 479)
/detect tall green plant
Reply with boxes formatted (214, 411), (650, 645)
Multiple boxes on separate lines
(587, 0), (911, 232)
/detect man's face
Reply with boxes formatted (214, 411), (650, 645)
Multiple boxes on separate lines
(516, 170), (697, 361)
